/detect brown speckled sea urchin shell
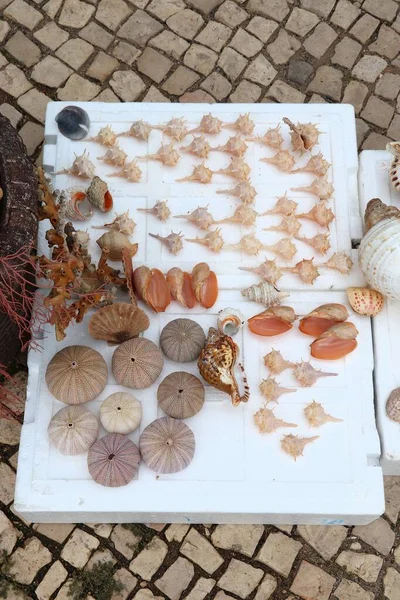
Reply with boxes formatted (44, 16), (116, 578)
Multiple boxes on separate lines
(48, 405), (99, 455)
(88, 433), (140, 487)
(112, 338), (164, 389)
(386, 388), (400, 423)
(158, 372), (205, 419)
(140, 417), (195, 474)
(46, 346), (107, 404)
(160, 318), (205, 363)
(88, 303), (150, 345)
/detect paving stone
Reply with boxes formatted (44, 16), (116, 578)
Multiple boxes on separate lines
(395, 545), (400, 565)
(133, 591), (164, 600)
(287, 60), (313, 86)
(0, 417), (20, 445)
(60, 528), (100, 568)
(350, 13), (379, 43)
(375, 73), (400, 100)
(167, 9), (204, 40)
(184, 43), (218, 75)
(307, 65), (343, 101)
(332, 37), (362, 68)
(118, 10), (163, 46)
(129, 0), (149, 6)
(300, 0), (335, 17)
(113, 41), (141, 65)
(185, 577), (215, 600)
(110, 525), (141, 559)
(214, 594), (235, 600)
(6, 32), (41, 68)
(130, 537), (168, 580)
(247, 0), (289, 21)
(246, 16), (277, 42)
(229, 29), (263, 58)
(0, 103), (22, 128)
(80, 22), (114, 49)
(254, 574), (277, 600)
(0, 510), (20, 556)
(147, 0), (185, 21)
(36, 561), (68, 600)
(394, 14), (400, 34)
(96, 0), (131, 30)
(336, 551), (383, 583)
(6, 536), (52, 584)
(361, 95), (395, 129)
(230, 80), (261, 102)
(218, 559), (263, 599)
(84, 523), (113, 538)
(303, 22), (337, 58)
(4, 0), (43, 29)
(218, 47), (247, 81)
(56, 38), (94, 69)
(363, 0), (398, 22)
(340, 80), (368, 114)
(362, 132), (391, 150)
(215, 0), (248, 28)
(34, 22), (68, 51)
(137, 47), (172, 83)
(109, 70), (145, 100)
(286, 7), (319, 36)
(186, 0), (224, 14)
(0, 64), (32, 100)
(180, 528), (224, 574)
(384, 476), (400, 524)
(369, 25), (400, 60)
(180, 89), (215, 102)
(163, 66), (200, 95)
(350, 542), (363, 551)
(384, 568), (400, 600)
(268, 30), (300, 65)
(201, 71), (232, 99)
(43, 0), (62, 17)
(353, 518), (395, 556)
(111, 569), (137, 600)
(93, 88), (120, 101)
(388, 115), (400, 140)
(17, 89), (50, 123)
(333, 578), (374, 600)
(143, 85), (170, 102)
(150, 30), (189, 59)
(0, 19), (10, 41)
(352, 55), (387, 84)
(58, 0), (94, 27)
(0, 52), (8, 69)
(86, 51), (119, 81)
(196, 21), (231, 51)
(290, 560), (335, 600)
(84, 548), (116, 571)
(268, 80), (306, 103)
(275, 525), (293, 534)
(244, 54), (277, 86)
(155, 557), (194, 600)
(331, 0), (360, 29)
(256, 532), (302, 577)
(32, 56), (72, 88)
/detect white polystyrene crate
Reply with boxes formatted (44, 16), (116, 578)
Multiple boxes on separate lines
(359, 150), (400, 475)
(14, 103), (383, 524)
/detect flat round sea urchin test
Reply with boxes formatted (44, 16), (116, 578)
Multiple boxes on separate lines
(48, 405), (99, 455)
(112, 338), (164, 389)
(100, 392), (142, 434)
(157, 372), (205, 419)
(140, 417), (195, 474)
(88, 433), (140, 487)
(160, 318), (205, 363)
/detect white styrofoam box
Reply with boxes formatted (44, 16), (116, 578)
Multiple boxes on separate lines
(359, 150), (400, 475)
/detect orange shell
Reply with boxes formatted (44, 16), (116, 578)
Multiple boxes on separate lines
(248, 306), (295, 337)
(191, 263), (218, 309)
(299, 303), (349, 337)
(310, 322), (358, 360)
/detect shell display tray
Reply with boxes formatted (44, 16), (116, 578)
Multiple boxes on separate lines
(359, 150), (400, 475)
(14, 103), (382, 524)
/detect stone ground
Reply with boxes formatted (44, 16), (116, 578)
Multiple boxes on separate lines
(2, 0), (400, 598)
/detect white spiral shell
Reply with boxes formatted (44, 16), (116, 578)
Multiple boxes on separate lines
(100, 392), (142, 434)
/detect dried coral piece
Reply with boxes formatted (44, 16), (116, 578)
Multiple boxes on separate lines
(57, 150), (95, 179)
(260, 194), (298, 217)
(48, 405), (99, 455)
(347, 287), (384, 317)
(225, 232), (263, 256)
(88, 433), (140, 487)
(293, 361), (337, 387)
(296, 202), (335, 228)
(217, 182), (257, 204)
(215, 157), (251, 181)
(217, 308), (244, 336)
(112, 337), (164, 389)
(304, 400), (343, 428)
(239, 259), (283, 286)
(292, 175), (334, 201)
(264, 215), (301, 236)
(283, 118), (321, 153)
(180, 135), (211, 159)
(281, 434), (319, 460)
(155, 117), (189, 142)
(321, 251), (353, 275)
(88, 125), (117, 147)
(261, 150), (295, 173)
(191, 262), (218, 308)
(118, 120), (152, 141)
(260, 377), (296, 403)
(386, 388), (400, 423)
(109, 159), (142, 182)
(87, 176), (113, 212)
(263, 349), (295, 375)
(248, 125), (283, 149)
(166, 267), (197, 309)
(295, 233), (331, 255)
(149, 230), (184, 255)
(188, 113), (223, 135)
(248, 306), (295, 337)
(160, 319), (205, 363)
(254, 407), (297, 434)
(216, 205), (258, 227)
(310, 321), (359, 360)
(177, 162), (213, 184)
(137, 199), (171, 222)
(96, 231), (137, 261)
(224, 113), (255, 135)
(88, 303), (149, 345)
(299, 303), (349, 337)
(263, 238), (297, 261)
(138, 142), (180, 166)
(186, 228), (225, 253)
(158, 372), (204, 419)
(98, 144), (127, 166)
(140, 417), (195, 474)
(100, 392), (142, 434)
(212, 135), (248, 157)
(293, 152), (330, 177)
(174, 206), (216, 230)
(283, 258), (320, 284)
(133, 266), (171, 313)
(93, 210), (136, 236)
(241, 281), (289, 307)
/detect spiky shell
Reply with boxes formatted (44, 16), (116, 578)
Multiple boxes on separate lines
(264, 238), (297, 261)
(138, 200), (171, 222)
(261, 150), (295, 172)
(304, 400), (342, 427)
(94, 210), (136, 236)
(226, 113), (255, 135)
(241, 281), (289, 307)
(293, 152), (330, 177)
(386, 388), (400, 423)
(227, 233), (263, 256)
(217, 205), (258, 227)
(295, 233), (331, 255)
(217, 308), (244, 336)
(263, 349), (294, 375)
(177, 163), (213, 184)
(89, 125), (117, 147)
(124, 120), (152, 140)
(140, 417), (195, 474)
(160, 318), (205, 363)
(88, 433), (140, 487)
(297, 203), (335, 228)
(100, 392), (142, 434)
(285, 259), (320, 284)
(48, 405), (99, 455)
(250, 125), (283, 149)
(281, 434), (319, 460)
(259, 378), (296, 403)
(180, 135), (211, 159)
(293, 362), (337, 387)
(217, 182), (257, 204)
(86, 176), (113, 212)
(148, 231), (184, 255)
(261, 194), (298, 216)
(265, 216), (301, 236)
(46, 346), (107, 404)
(192, 113), (223, 135)
(174, 206), (215, 230)
(98, 144), (127, 166)
(159, 117), (188, 142)
(186, 229), (225, 253)
(112, 338), (164, 389)
(149, 143), (180, 166)
(283, 118), (321, 153)
(65, 150), (95, 179)
(216, 158), (250, 181)
(239, 259), (283, 286)
(88, 303), (150, 345)
(347, 287), (384, 317)
(109, 159), (142, 182)
(292, 176), (334, 201)
(215, 135), (248, 157)
(157, 372), (205, 419)
(254, 407), (297, 434)
(324, 252), (352, 275)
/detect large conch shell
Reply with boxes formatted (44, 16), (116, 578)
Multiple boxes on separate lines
(359, 199), (400, 299)
(241, 281), (289, 307)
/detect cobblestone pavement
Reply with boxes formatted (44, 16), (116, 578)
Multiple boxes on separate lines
(2, 0), (400, 598)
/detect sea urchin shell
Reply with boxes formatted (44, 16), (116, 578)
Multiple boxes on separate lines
(88, 433), (140, 487)
(100, 392), (142, 434)
(139, 417), (195, 474)
(112, 338), (164, 389)
(158, 372), (205, 419)
(160, 318), (206, 363)
(48, 405), (99, 455)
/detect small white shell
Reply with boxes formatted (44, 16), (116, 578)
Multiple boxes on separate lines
(100, 392), (142, 434)
(217, 308), (244, 336)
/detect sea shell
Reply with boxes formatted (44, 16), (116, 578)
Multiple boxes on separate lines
(283, 259), (320, 285)
(109, 159), (142, 182)
(310, 321), (359, 360)
(88, 125), (117, 147)
(112, 338), (164, 389)
(88, 303), (150, 344)
(158, 372), (205, 419)
(225, 232), (263, 256)
(119, 120), (152, 141)
(215, 158), (250, 181)
(55, 105), (90, 140)
(63, 188), (93, 221)
(122, 245), (138, 306)
(281, 434), (319, 460)
(97, 144), (127, 166)
(180, 135), (211, 159)
(133, 266), (171, 313)
(297, 203), (335, 228)
(58, 150), (95, 179)
(216, 205), (258, 227)
(254, 407), (297, 434)
(87, 176), (113, 212)
(160, 318), (205, 363)
(174, 206), (216, 230)
(93, 210), (136, 236)
(149, 231), (184, 255)
(241, 281), (289, 307)
(293, 152), (330, 177)
(386, 388), (400, 423)
(213, 135), (248, 157)
(48, 405), (99, 455)
(304, 400), (343, 427)
(292, 176), (334, 201)
(140, 417), (195, 474)
(260, 194), (298, 216)
(364, 197), (400, 232)
(217, 308), (244, 336)
(138, 200), (171, 222)
(138, 143), (180, 166)
(96, 231), (138, 260)
(347, 287), (384, 317)
(224, 113), (255, 135)
(248, 125), (283, 149)
(299, 303), (349, 336)
(261, 150), (295, 173)
(263, 349), (295, 375)
(46, 345), (108, 404)
(191, 262), (218, 308)
(248, 306), (296, 337)
(264, 215), (301, 236)
(239, 259), (283, 286)
(100, 392), (142, 434)
(198, 327), (249, 406)
(263, 238), (297, 261)
(188, 113), (223, 135)
(186, 229), (225, 253)
(166, 267), (197, 309)
(217, 182), (257, 204)
(322, 251), (352, 275)
(295, 233), (331, 255)
(88, 433), (140, 487)
(293, 361), (337, 387)
(283, 118), (321, 153)
(260, 377), (296, 403)
(177, 162), (213, 184)
(156, 117), (188, 142)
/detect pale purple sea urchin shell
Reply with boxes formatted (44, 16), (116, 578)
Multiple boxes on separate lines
(87, 433), (140, 487)
(48, 405), (99, 455)
(139, 417), (195, 474)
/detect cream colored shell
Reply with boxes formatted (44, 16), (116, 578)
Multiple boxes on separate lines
(48, 405), (99, 455)
(100, 392), (142, 434)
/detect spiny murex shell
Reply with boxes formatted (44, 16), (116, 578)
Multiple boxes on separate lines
(88, 303), (150, 345)
(112, 338), (164, 389)
(48, 405), (99, 455)
(139, 416), (195, 474)
(241, 281), (289, 307)
(160, 318), (205, 363)
(46, 345), (108, 404)
(88, 433), (140, 487)
(386, 388), (400, 423)
(157, 371), (205, 419)
(100, 392), (142, 433)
